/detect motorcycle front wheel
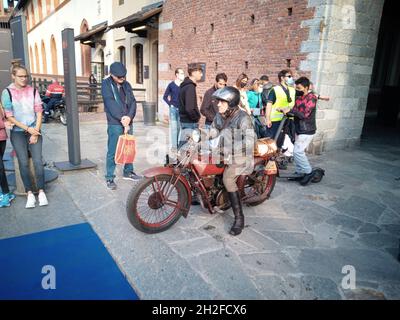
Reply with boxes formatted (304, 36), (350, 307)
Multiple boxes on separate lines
(59, 111), (67, 126)
(126, 174), (190, 234)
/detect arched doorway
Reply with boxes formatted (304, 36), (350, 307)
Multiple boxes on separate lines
(50, 35), (58, 74)
(46, 0), (51, 16)
(34, 43), (40, 74)
(80, 19), (91, 77)
(118, 46), (126, 66)
(41, 40), (47, 74)
(133, 43), (143, 84)
(92, 48), (104, 82)
(38, 0), (43, 21)
(364, 0), (400, 142)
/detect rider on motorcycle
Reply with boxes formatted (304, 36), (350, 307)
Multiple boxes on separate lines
(210, 86), (256, 236)
(43, 78), (64, 123)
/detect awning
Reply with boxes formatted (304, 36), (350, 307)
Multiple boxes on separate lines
(108, 1), (163, 34)
(75, 21), (108, 46)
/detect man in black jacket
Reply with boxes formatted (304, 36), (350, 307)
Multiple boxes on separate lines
(200, 73), (227, 128)
(178, 64), (203, 147)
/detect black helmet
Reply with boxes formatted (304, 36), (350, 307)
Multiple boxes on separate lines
(212, 86), (240, 108)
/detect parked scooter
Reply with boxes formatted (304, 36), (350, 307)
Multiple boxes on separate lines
(41, 93), (67, 125)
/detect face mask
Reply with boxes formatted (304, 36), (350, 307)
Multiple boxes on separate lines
(286, 78), (295, 86)
(178, 74), (185, 81)
(258, 88), (263, 93)
(296, 90), (304, 97)
(240, 82), (247, 88)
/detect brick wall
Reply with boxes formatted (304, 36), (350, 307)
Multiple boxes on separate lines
(158, 0), (315, 121)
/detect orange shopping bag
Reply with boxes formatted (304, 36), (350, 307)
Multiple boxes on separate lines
(114, 134), (136, 165)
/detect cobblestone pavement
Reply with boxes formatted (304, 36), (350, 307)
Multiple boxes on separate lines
(1, 118), (399, 300)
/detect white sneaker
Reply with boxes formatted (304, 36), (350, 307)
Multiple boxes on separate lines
(38, 192), (49, 207)
(25, 193), (36, 209)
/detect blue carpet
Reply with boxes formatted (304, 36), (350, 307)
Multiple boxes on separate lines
(0, 223), (139, 300)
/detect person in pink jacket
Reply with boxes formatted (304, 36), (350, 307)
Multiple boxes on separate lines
(1, 64), (48, 209)
(0, 104), (15, 207)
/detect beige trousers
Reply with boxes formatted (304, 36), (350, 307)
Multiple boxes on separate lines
(223, 156), (253, 192)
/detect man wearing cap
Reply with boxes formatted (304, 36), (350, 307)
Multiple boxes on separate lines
(101, 62), (141, 190)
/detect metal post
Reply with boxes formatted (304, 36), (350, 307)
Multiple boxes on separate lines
(62, 28), (81, 165)
(54, 29), (96, 172)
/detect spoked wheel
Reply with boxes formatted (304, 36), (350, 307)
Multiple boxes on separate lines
(242, 171), (276, 206)
(59, 110), (67, 126)
(126, 174), (189, 233)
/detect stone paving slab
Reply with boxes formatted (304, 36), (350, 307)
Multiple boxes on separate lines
(187, 249), (262, 300)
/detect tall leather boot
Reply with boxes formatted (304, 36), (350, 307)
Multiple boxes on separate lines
(228, 191), (244, 236)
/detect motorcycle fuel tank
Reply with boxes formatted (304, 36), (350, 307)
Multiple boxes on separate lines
(192, 159), (225, 176)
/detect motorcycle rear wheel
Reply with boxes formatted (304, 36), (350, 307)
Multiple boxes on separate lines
(244, 172), (276, 207)
(126, 174), (189, 233)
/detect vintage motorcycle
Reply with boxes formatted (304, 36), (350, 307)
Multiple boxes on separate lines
(126, 130), (279, 234)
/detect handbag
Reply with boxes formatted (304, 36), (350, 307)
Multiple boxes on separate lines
(114, 134), (136, 165)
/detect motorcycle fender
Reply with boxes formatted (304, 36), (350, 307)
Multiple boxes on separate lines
(237, 159), (277, 192)
(142, 167), (192, 217)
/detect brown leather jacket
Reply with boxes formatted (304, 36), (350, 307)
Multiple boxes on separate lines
(210, 107), (256, 158)
(200, 86), (219, 125)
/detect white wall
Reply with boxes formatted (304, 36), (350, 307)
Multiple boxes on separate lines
(26, 0), (114, 77)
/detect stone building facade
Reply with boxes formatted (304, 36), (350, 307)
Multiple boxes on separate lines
(158, 0), (386, 152)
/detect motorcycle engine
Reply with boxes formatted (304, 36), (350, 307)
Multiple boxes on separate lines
(202, 176), (215, 189)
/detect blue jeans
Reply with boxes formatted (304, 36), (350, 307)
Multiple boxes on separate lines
(105, 124), (134, 180)
(294, 134), (314, 174)
(10, 131), (45, 192)
(44, 97), (63, 120)
(179, 122), (199, 148)
(169, 106), (180, 150)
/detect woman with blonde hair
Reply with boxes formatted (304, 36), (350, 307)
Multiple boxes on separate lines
(1, 64), (48, 208)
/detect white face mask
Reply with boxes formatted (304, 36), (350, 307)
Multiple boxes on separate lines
(177, 74), (185, 81)
(258, 88), (263, 93)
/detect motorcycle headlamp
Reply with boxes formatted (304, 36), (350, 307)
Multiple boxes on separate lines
(191, 129), (201, 143)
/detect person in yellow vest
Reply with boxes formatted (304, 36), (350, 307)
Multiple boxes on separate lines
(265, 69), (296, 139)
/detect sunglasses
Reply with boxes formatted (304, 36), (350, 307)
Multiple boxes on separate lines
(285, 75), (292, 78)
